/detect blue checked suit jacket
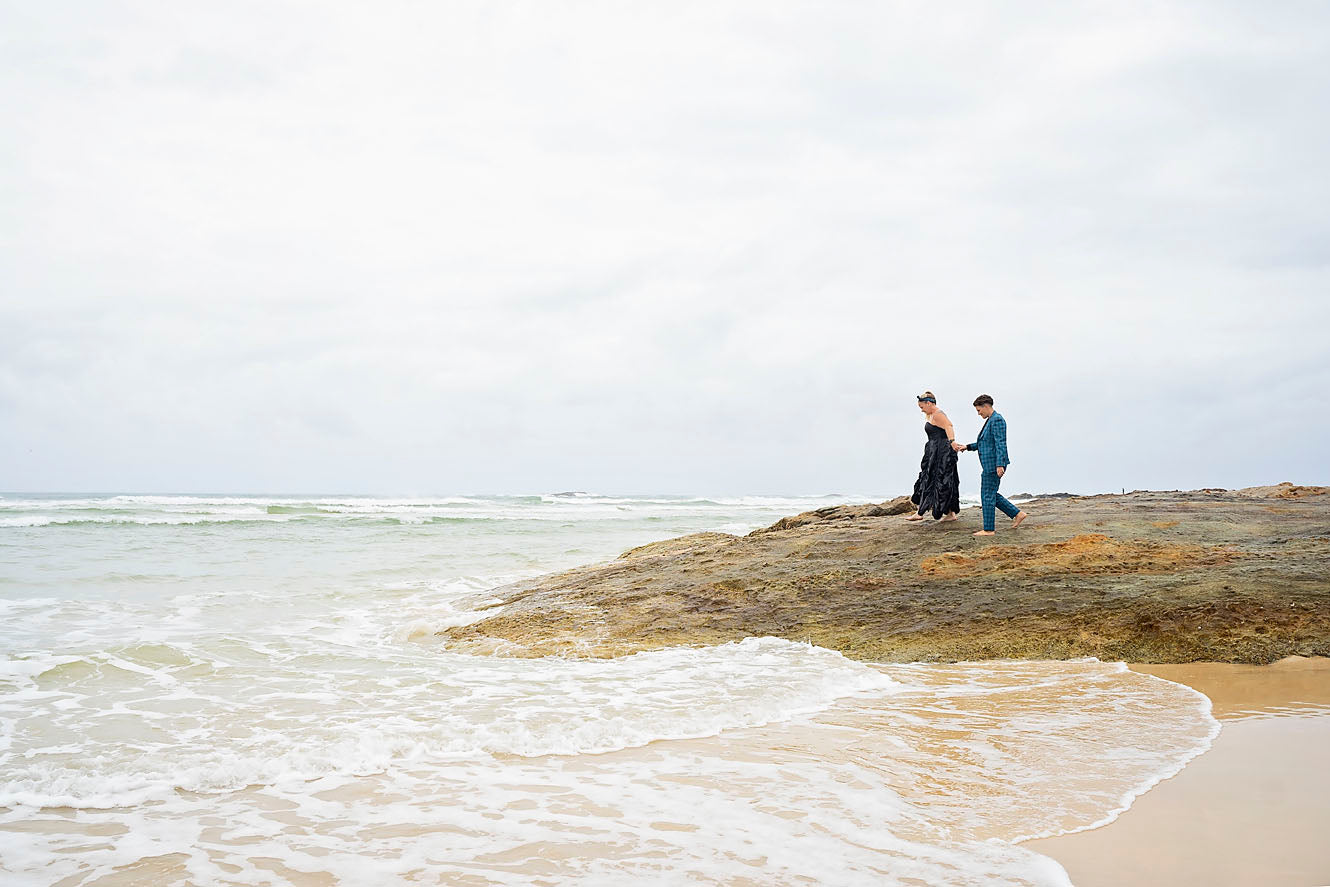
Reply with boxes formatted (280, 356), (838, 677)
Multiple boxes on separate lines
(966, 412), (1010, 473)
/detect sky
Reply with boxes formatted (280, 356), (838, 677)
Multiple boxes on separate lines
(3, 1), (1328, 497)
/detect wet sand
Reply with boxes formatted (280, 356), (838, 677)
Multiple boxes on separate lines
(1027, 656), (1330, 887)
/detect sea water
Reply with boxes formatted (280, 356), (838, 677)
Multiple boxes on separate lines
(0, 494), (1219, 886)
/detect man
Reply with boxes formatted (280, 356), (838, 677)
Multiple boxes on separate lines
(953, 394), (1029, 536)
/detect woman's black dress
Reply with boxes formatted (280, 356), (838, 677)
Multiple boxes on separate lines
(911, 421), (961, 519)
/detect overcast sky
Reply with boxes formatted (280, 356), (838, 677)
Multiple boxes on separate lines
(3, 1), (1328, 497)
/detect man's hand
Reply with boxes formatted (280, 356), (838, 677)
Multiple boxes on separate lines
(996, 466), (1005, 478)
(952, 442), (965, 452)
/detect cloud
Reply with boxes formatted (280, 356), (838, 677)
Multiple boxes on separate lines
(2, 0), (1328, 494)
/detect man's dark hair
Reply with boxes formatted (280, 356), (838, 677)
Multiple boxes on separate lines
(973, 394), (994, 407)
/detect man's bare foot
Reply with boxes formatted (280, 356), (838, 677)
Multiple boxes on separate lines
(940, 513), (958, 522)
(1012, 511), (1029, 529)
(973, 530), (996, 536)
(905, 513), (926, 522)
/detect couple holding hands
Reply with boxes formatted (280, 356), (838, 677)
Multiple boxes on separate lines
(908, 391), (1029, 537)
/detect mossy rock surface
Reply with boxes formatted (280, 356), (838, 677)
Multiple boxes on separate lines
(439, 484), (1330, 664)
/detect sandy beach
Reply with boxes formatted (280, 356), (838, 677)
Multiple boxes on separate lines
(1029, 656), (1330, 887)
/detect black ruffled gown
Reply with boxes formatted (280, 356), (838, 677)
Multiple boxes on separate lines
(910, 421), (961, 519)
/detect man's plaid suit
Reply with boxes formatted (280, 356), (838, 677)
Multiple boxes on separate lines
(965, 412), (1019, 531)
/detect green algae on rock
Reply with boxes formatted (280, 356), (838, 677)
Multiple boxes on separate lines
(437, 484), (1330, 664)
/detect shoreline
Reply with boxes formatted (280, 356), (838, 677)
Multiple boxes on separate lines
(1027, 656), (1330, 886)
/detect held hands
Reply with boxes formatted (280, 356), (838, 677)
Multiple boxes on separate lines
(950, 439), (1005, 476)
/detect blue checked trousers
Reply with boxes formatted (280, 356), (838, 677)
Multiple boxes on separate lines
(980, 470), (1020, 531)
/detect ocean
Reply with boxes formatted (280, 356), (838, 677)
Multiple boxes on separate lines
(0, 493), (1219, 886)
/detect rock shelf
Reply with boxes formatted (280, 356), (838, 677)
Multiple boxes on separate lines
(438, 484), (1330, 663)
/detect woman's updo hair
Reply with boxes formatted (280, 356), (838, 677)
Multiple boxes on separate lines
(917, 390), (937, 404)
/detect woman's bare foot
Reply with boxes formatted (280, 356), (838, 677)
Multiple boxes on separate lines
(1012, 511), (1029, 529)
(940, 513), (958, 522)
(973, 530), (995, 536)
(905, 513), (926, 522)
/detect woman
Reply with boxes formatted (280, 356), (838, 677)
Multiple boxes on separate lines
(907, 391), (961, 522)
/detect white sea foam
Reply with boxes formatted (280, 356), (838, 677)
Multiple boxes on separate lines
(0, 644), (1213, 886)
(0, 513), (297, 527)
(0, 493), (865, 531)
(0, 638), (903, 809)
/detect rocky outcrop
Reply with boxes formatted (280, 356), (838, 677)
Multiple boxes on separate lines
(437, 483), (1330, 664)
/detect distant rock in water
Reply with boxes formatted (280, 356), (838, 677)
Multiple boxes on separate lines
(438, 485), (1330, 665)
(1008, 492), (1078, 500)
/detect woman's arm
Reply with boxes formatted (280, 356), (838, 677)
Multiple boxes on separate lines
(934, 411), (957, 442)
